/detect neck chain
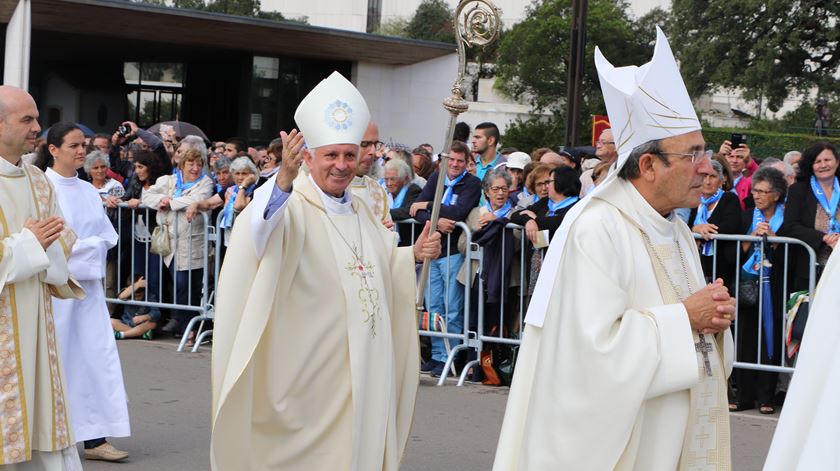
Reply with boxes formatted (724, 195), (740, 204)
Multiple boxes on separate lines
(639, 229), (693, 300)
(321, 206), (365, 263)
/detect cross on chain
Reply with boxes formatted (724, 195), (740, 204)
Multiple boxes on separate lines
(695, 334), (714, 377)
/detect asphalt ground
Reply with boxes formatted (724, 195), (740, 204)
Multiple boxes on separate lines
(82, 339), (777, 470)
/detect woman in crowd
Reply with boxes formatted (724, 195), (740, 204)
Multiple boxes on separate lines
(41, 122), (131, 461)
(384, 158), (422, 246)
(411, 147), (435, 181)
(731, 167), (789, 415)
(388, 147), (426, 189)
(779, 142), (840, 291)
(86, 150), (125, 204)
(689, 159), (742, 286)
(516, 163), (552, 211)
(142, 147), (214, 339)
(510, 165), (581, 295)
(217, 156), (259, 246)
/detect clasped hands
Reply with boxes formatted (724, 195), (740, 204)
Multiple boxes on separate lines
(682, 278), (736, 335)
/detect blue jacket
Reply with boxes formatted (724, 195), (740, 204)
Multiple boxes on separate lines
(414, 170), (482, 258)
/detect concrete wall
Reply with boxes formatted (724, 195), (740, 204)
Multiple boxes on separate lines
(41, 72), (79, 125)
(355, 53), (458, 151)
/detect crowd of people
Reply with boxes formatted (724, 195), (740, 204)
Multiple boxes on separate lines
(25, 110), (838, 411)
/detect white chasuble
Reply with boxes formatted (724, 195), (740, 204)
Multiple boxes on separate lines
(351, 175), (391, 225)
(493, 178), (733, 471)
(45, 169), (130, 443)
(211, 174), (418, 471)
(0, 158), (83, 468)
(764, 248), (840, 470)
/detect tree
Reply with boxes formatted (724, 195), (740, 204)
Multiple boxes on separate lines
(670, 0), (840, 113)
(404, 0), (456, 43)
(494, 0), (650, 146)
(376, 17), (410, 38)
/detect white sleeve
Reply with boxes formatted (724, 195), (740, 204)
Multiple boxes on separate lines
(249, 174), (291, 259)
(0, 229), (50, 288)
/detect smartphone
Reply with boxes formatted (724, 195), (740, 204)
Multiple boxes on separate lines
(730, 133), (747, 150)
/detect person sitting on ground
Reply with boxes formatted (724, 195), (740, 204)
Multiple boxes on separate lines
(112, 276), (159, 340)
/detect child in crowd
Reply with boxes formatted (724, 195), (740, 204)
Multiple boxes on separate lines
(112, 276), (160, 340)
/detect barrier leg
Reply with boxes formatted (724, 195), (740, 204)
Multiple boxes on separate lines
(177, 315), (203, 352)
(457, 358), (481, 387)
(192, 329), (213, 353)
(437, 344), (469, 386)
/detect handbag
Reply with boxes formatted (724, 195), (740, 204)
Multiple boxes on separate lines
(150, 224), (172, 257)
(738, 273), (759, 307)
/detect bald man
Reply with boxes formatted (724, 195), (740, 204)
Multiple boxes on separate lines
(351, 121), (393, 229)
(0, 85), (85, 469)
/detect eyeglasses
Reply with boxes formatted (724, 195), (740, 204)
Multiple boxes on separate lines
(488, 186), (509, 194)
(596, 140), (615, 145)
(536, 179), (554, 188)
(751, 188), (777, 196)
(360, 140), (384, 151)
(657, 149), (713, 165)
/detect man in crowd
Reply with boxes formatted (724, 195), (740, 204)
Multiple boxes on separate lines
(580, 128), (618, 196)
(351, 121), (392, 228)
(471, 122), (505, 183)
(211, 71), (440, 470)
(494, 28), (736, 470)
(783, 150), (802, 175)
(223, 138), (247, 159)
(410, 140), (482, 377)
(0, 85), (85, 468)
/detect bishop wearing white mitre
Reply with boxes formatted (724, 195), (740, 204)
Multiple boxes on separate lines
(211, 72), (440, 470)
(493, 27), (737, 471)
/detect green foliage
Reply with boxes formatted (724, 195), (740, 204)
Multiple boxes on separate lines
(501, 115), (567, 153)
(703, 128), (840, 159)
(136, 0), (306, 23)
(376, 17), (410, 38)
(404, 0), (456, 43)
(670, 0), (840, 113)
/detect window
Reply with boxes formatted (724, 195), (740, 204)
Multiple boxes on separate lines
(124, 62), (184, 127)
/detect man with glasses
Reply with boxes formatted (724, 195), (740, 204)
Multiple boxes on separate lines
(352, 121), (393, 229)
(580, 128), (618, 196)
(495, 28), (736, 470)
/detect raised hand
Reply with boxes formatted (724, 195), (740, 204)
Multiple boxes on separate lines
(276, 129), (306, 192)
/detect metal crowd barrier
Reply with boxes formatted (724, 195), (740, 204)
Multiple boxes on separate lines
(397, 215), (821, 387)
(691, 233), (818, 374)
(104, 203), (215, 352)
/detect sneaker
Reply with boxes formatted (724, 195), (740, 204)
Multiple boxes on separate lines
(113, 331), (124, 340)
(141, 330), (153, 340)
(430, 361), (453, 378)
(83, 442), (129, 462)
(161, 318), (179, 334)
(420, 359), (436, 375)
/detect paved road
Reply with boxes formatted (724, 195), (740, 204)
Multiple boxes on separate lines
(84, 339), (777, 470)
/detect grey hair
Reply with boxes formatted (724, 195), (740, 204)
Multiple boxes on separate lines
(709, 159), (725, 181)
(213, 156), (232, 172)
(752, 166), (788, 198)
(383, 158), (412, 182)
(230, 156), (258, 176)
(83, 150), (110, 175)
(760, 157), (796, 179)
(482, 167), (513, 191)
(617, 139), (665, 180)
(179, 135), (208, 160)
(783, 151), (802, 165)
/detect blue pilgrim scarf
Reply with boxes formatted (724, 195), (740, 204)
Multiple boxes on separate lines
(442, 171), (467, 205)
(810, 176), (840, 233)
(731, 175), (743, 194)
(546, 196), (579, 216)
(743, 204), (785, 275)
(743, 203), (784, 359)
(389, 185), (410, 209)
(484, 199), (513, 219)
(694, 189), (724, 256)
(174, 170), (201, 197)
(220, 183), (256, 229)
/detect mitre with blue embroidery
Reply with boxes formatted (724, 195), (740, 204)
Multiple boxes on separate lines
(294, 71), (370, 149)
(594, 26), (700, 168)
